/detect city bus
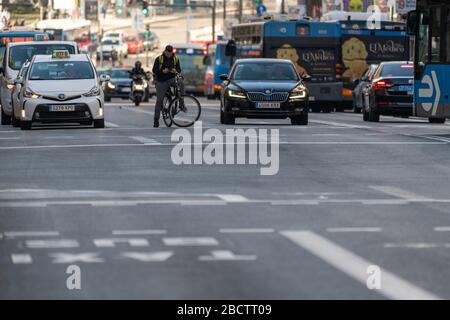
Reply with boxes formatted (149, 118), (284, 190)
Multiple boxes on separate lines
(232, 19), (341, 112)
(36, 19), (91, 42)
(231, 14), (410, 112)
(407, 0), (450, 122)
(203, 41), (231, 99)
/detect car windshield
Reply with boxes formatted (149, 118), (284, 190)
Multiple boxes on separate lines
(8, 44), (76, 71)
(102, 39), (119, 45)
(29, 61), (95, 80)
(381, 64), (414, 77)
(232, 62), (299, 81)
(111, 69), (131, 78)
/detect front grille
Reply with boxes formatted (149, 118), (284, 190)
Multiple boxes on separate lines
(247, 92), (289, 102)
(42, 95), (82, 102)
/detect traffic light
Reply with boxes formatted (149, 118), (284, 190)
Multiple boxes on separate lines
(142, 0), (149, 16)
(255, 0), (262, 4)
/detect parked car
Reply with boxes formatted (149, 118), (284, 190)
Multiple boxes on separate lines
(352, 64), (378, 113)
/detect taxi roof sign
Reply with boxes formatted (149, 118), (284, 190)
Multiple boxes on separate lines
(34, 34), (49, 41)
(52, 50), (70, 59)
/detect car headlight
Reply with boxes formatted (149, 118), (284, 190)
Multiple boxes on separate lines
(289, 85), (307, 100)
(23, 87), (41, 99)
(228, 89), (246, 99)
(134, 84), (144, 91)
(107, 82), (116, 89)
(83, 86), (100, 97)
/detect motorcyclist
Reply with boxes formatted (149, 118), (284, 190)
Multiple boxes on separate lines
(130, 61), (146, 78)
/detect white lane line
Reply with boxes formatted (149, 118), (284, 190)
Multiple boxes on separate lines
(309, 119), (371, 129)
(105, 121), (120, 128)
(130, 136), (161, 145)
(369, 186), (430, 200)
(11, 254), (33, 264)
(281, 230), (440, 300)
(219, 228), (274, 234)
(121, 106), (154, 115)
(121, 251), (173, 262)
(112, 229), (167, 235)
(0, 137), (20, 140)
(25, 239), (80, 249)
(434, 227), (450, 232)
(326, 227), (382, 233)
(163, 237), (219, 246)
(0, 141), (445, 151)
(312, 134), (341, 136)
(217, 194), (249, 203)
(4, 231), (60, 238)
(198, 250), (257, 261)
(384, 243), (450, 249)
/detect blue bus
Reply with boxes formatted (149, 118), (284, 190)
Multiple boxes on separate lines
(407, 0), (450, 122)
(203, 41), (231, 99)
(231, 14), (409, 112)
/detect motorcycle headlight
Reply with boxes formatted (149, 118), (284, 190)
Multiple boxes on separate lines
(289, 85), (307, 100)
(83, 86), (100, 97)
(23, 87), (41, 99)
(134, 84), (144, 91)
(228, 89), (246, 99)
(107, 82), (116, 89)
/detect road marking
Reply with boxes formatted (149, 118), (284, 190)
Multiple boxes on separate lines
(163, 237), (219, 246)
(326, 227), (382, 233)
(198, 250), (257, 261)
(219, 228), (275, 234)
(309, 119), (370, 129)
(105, 121), (120, 128)
(384, 243), (450, 249)
(121, 106), (154, 115)
(11, 254), (33, 264)
(4, 231), (60, 238)
(49, 252), (104, 264)
(130, 136), (161, 145)
(121, 251), (173, 262)
(217, 194), (249, 203)
(112, 229), (167, 235)
(93, 238), (150, 248)
(0, 137), (20, 140)
(434, 227), (450, 232)
(281, 230), (440, 300)
(25, 239), (80, 249)
(369, 186), (430, 200)
(312, 133), (341, 136)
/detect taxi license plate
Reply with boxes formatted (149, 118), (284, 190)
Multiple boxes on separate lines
(49, 105), (75, 112)
(257, 102), (280, 109)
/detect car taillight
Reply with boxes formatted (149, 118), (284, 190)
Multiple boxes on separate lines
(374, 80), (393, 91)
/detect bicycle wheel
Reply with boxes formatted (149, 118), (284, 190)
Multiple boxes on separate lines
(169, 95), (201, 127)
(162, 94), (173, 127)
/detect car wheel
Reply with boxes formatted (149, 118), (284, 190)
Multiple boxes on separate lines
(1, 106), (11, 125)
(11, 107), (20, 127)
(222, 111), (235, 125)
(368, 107), (380, 122)
(428, 117), (446, 124)
(362, 108), (369, 121)
(20, 120), (32, 130)
(291, 113), (308, 125)
(94, 119), (105, 128)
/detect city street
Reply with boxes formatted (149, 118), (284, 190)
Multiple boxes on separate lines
(1, 98), (450, 299)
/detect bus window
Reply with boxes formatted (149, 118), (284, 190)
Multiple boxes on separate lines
(417, 13), (429, 65)
(430, 7), (441, 63)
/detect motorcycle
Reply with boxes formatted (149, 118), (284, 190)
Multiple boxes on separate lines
(130, 74), (148, 106)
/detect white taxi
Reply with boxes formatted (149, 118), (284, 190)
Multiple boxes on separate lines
(17, 50), (110, 130)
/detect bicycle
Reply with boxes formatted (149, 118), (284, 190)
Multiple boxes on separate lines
(161, 72), (201, 128)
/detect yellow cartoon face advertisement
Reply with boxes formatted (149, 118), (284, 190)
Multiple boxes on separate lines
(341, 37), (369, 81)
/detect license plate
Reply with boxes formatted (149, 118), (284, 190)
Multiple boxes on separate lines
(399, 85), (413, 92)
(121, 88), (131, 92)
(309, 96), (316, 101)
(257, 102), (280, 109)
(49, 105), (75, 112)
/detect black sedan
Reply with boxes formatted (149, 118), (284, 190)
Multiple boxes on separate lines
(103, 68), (133, 102)
(363, 61), (417, 122)
(219, 59), (310, 125)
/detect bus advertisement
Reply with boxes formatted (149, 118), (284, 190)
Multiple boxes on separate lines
(407, 0), (450, 122)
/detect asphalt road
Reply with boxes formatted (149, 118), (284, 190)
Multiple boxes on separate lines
(1, 98), (450, 299)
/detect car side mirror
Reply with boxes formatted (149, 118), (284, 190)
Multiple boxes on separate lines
(99, 74), (110, 82)
(219, 74), (229, 81)
(302, 74), (312, 82)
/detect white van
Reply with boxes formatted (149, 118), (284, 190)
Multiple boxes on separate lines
(0, 41), (78, 125)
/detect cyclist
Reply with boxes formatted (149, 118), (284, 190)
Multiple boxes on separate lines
(152, 45), (185, 128)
